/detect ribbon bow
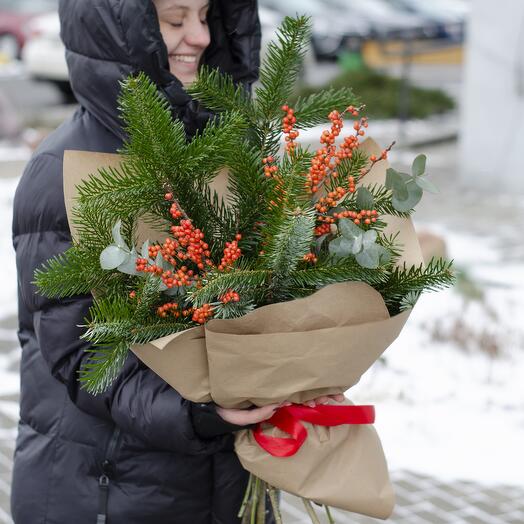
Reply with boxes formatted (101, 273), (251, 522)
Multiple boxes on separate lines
(253, 404), (375, 457)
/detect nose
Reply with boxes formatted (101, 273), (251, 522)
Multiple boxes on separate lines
(185, 16), (211, 49)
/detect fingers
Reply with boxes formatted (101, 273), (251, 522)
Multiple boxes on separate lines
(246, 403), (280, 425)
(304, 394), (345, 407)
(330, 394), (345, 403)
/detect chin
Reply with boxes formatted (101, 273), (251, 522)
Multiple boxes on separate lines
(169, 65), (197, 86)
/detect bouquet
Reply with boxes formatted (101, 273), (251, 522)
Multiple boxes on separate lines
(36, 16), (454, 523)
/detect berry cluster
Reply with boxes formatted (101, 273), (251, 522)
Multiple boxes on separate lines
(281, 105), (299, 153)
(161, 266), (195, 288)
(156, 302), (194, 319)
(305, 106), (364, 194)
(192, 304), (214, 324)
(169, 202), (183, 220)
(135, 257), (163, 275)
(171, 219), (211, 270)
(314, 222), (332, 237)
(220, 289), (240, 304)
(303, 252), (318, 264)
(218, 234), (242, 271)
(314, 186), (347, 214)
(333, 209), (378, 226)
(262, 156), (278, 178)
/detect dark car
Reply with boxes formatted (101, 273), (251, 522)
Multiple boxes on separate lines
(0, 0), (58, 60)
(259, 0), (371, 60)
(326, 0), (441, 41)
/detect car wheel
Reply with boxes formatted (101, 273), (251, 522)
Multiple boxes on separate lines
(0, 33), (20, 61)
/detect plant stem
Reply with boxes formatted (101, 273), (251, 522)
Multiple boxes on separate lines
(268, 485), (283, 524)
(325, 505), (336, 523)
(302, 498), (321, 524)
(250, 477), (260, 524)
(256, 480), (267, 523)
(238, 474), (254, 518)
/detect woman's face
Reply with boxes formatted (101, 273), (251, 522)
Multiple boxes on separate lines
(153, 0), (211, 86)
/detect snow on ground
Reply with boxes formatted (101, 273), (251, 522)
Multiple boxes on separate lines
(0, 177), (20, 403)
(350, 227), (524, 486)
(0, 178), (19, 315)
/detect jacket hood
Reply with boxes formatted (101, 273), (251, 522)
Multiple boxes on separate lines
(59, 0), (261, 139)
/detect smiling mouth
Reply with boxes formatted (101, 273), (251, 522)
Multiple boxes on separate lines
(171, 55), (197, 63)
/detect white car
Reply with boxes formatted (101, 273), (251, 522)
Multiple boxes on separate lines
(22, 8), (292, 97)
(21, 12), (69, 94)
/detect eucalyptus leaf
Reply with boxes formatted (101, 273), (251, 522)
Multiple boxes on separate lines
(100, 245), (128, 270)
(412, 154), (427, 177)
(117, 247), (139, 275)
(356, 187), (374, 209)
(362, 229), (378, 248)
(328, 236), (354, 259)
(355, 245), (380, 269)
(141, 240), (150, 259)
(338, 218), (363, 240)
(385, 168), (406, 192)
(415, 176), (439, 193)
(111, 220), (130, 251)
(351, 234), (363, 255)
(355, 244), (391, 269)
(392, 182), (423, 212)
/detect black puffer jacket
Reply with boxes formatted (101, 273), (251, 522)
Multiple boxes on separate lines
(11, 1), (262, 523)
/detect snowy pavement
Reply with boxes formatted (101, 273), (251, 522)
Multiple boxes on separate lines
(0, 140), (523, 523)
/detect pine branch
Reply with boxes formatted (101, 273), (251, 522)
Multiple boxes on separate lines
(181, 111), (249, 182)
(76, 162), (159, 210)
(118, 73), (187, 183)
(189, 269), (271, 307)
(263, 207), (316, 280)
(377, 257), (455, 311)
(187, 66), (254, 116)
(290, 260), (388, 289)
(34, 246), (110, 298)
(255, 16), (312, 121)
(293, 87), (360, 129)
(79, 341), (129, 395)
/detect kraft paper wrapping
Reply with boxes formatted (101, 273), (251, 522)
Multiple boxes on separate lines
(236, 400), (395, 519)
(63, 138), (423, 518)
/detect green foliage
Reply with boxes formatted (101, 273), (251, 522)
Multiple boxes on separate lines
(187, 65), (254, 117)
(255, 15), (311, 120)
(35, 16), (455, 395)
(377, 258), (455, 314)
(34, 246), (108, 298)
(292, 66), (455, 119)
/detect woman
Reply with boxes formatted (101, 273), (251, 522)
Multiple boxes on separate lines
(11, 1), (339, 522)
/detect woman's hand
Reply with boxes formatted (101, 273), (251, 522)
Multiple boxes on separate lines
(216, 394), (345, 427)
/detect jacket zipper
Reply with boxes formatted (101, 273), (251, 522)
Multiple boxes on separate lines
(97, 426), (121, 524)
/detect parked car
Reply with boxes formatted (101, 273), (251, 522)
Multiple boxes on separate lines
(325, 0), (441, 41)
(385, 0), (469, 41)
(0, 0), (57, 60)
(259, 0), (371, 60)
(21, 12), (71, 97)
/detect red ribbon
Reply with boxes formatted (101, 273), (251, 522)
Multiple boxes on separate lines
(253, 404), (375, 457)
